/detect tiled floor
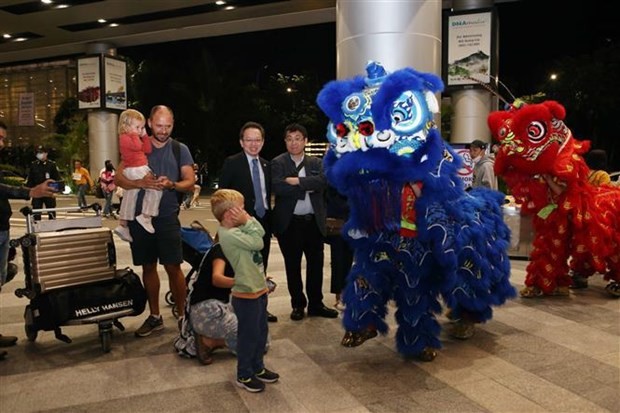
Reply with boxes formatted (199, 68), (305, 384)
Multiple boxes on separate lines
(1, 198), (618, 413)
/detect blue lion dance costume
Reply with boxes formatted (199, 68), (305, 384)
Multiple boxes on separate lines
(316, 62), (515, 361)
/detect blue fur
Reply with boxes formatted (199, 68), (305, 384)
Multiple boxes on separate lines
(318, 62), (515, 358)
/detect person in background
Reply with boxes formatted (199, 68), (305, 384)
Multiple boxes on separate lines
(0, 120), (56, 360)
(219, 121), (277, 323)
(72, 159), (94, 208)
(325, 185), (353, 311)
(114, 109), (161, 242)
(584, 149), (612, 186)
(182, 163), (201, 209)
(271, 123), (337, 321)
(114, 105), (195, 337)
(211, 189), (278, 393)
(469, 139), (498, 190)
(26, 145), (61, 220)
(99, 160), (117, 219)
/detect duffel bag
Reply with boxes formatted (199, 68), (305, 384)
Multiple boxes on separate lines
(30, 267), (147, 330)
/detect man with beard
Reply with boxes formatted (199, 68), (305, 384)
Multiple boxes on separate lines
(115, 105), (195, 337)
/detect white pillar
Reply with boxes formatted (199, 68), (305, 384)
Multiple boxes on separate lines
(336, 0), (442, 79)
(449, 0), (495, 145)
(84, 43), (119, 179)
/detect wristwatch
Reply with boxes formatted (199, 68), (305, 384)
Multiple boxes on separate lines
(171, 182), (176, 190)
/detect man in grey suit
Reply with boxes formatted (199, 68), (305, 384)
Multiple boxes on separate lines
(219, 121), (277, 322)
(271, 123), (338, 321)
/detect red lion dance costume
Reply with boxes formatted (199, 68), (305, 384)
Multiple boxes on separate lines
(488, 100), (620, 297)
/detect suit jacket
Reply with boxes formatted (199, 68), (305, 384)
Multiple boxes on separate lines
(271, 152), (327, 237)
(219, 151), (271, 218)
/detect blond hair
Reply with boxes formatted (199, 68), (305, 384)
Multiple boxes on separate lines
(210, 189), (244, 222)
(118, 109), (145, 134)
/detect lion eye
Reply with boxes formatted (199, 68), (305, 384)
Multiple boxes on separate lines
(498, 126), (508, 139)
(527, 121), (546, 143)
(335, 123), (349, 138)
(358, 121), (375, 136)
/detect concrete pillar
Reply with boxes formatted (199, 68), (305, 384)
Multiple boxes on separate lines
(84, 42), (119, 179)
(336, 0), (442, 79)
(449, 0), (495, 145)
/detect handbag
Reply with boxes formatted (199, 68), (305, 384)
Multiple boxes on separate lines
(325, 217), (345, 237)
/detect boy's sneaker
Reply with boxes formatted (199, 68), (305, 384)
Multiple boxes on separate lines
(255, 368), (279, 383)
(236, 376), (265, 393)
(114, 226), (133, 243)
(136, 214), (155, 233)
(134, 315), (164, 337)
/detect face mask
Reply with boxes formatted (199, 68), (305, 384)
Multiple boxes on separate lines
(36, 153), (45, 161)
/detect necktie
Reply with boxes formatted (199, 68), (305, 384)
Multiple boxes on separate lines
(252, 158), (265, 218)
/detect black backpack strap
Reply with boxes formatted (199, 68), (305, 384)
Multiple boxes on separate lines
(170, 139), (185, 205)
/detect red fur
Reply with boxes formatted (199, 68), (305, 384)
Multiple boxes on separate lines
(488, 101), (620, 294)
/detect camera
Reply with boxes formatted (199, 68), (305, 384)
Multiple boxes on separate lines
(49, 180), (65, 192)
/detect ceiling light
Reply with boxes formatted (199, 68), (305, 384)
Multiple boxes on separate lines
(41, 0), (53, 4)
(55, 4), (69, 8)
(14, 37), (28, 42)
(109, 23), (119, 27)
(225, 6), (234, 10)
(98, 19), (107, 23)
(215, 1), (226, 5)
(2, 34), (11, 39)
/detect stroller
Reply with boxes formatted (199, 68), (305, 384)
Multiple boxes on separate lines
(165, 220), (215, 319)
(10, 204), (147, 353)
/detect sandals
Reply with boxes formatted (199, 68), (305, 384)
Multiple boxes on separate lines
(194, 333), (214, 365)
(341, 328), (378, 347)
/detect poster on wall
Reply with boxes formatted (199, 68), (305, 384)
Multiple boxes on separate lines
(18, 92), (35, 126)
(77, 56), (101, 109)
(443, 9), (497, 89)
(103, 56), (127, 110)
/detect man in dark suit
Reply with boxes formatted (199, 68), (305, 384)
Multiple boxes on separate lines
(219, 121), (278, 322)
(271, 123), (337, 321)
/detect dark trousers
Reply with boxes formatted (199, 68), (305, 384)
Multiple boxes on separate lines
(255, 212), (271, 272)
(328, 235), (353, 295)
(232, 294), (268, 379)
(277, 214), (325, 310)
(32, 197), (56, 220)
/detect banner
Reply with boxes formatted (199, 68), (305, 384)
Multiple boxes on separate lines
(444, 10), (497, 89)
(77, 56), (101, 109)
(104, 56), (127, 110)
(18, 92), (35, 126)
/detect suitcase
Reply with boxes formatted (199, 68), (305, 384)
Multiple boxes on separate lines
(27, 227), (116, 293)
(11, 205), (147, 352)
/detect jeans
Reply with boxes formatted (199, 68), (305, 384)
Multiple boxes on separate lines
(103, 191), (114, 215)
(232, 294), (268, 379)
(0, 230), (9, 286)
(76, 184), (88, 208)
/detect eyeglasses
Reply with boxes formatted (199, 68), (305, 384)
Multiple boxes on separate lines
(243, 139), (263, 144)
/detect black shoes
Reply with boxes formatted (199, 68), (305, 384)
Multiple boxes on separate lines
(308, 305), (338, 319)
(267, 311), (278, 323)
(290, 308), (305, 321)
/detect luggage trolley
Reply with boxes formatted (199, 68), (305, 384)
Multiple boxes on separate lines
(10, 204), (147, 352)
